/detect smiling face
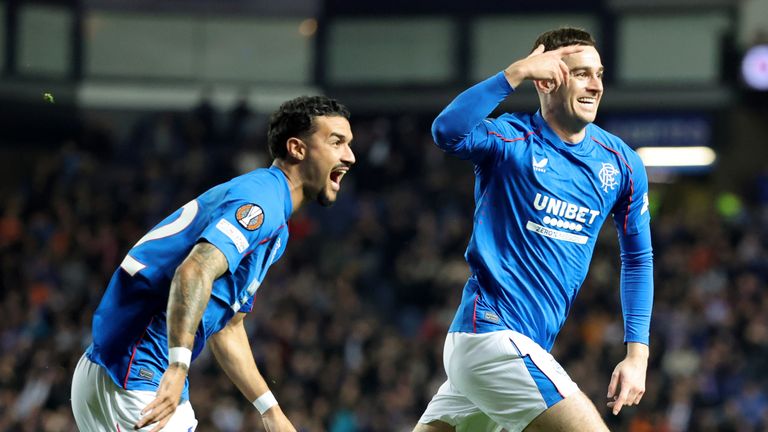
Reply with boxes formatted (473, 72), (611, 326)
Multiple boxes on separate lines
(543, 45), (604, 134)
(300, 115), (355, 206)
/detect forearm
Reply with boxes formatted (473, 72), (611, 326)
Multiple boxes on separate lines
(431, 71), (513, 148)
(209, 318), (271, 402)
(618, 228), (654, 345)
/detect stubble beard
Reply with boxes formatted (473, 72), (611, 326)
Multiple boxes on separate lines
(317, 189), (334, 207)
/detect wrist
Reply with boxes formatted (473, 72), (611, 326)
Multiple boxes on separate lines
(253, 390), (279, 415)
(626, 342), (649, 360)
(503, 64), (526, 88)
(168, 347), (192, 370)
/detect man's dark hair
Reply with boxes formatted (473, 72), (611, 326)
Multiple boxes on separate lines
(267, 95), (350, 160)
(532, 27), (596, 52)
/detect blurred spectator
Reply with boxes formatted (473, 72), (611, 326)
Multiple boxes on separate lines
(1, 107), (767, 431)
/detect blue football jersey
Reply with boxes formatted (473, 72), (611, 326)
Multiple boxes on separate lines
(434, 72), (653, 351)
(86, 166), (291, 401)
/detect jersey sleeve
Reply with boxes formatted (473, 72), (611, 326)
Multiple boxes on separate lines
(612, 149), (653, 345)
(617, 227), (654, 345)
(239, 295), (255, 314)
(432, 71), (521, 164)
(199, 192), (276, 274)
(612, 150), (651, 235)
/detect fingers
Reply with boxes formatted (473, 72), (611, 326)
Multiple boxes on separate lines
(554, 45), (587, 57)
(612, 385), (632, 415)
(606, 371), (619, 399)
(148, 416), (170, 432)
(529, 44), (585, 59)
(606, 382), (645, 415)
(606, 391), (645, 413)
(559, 61), (570, 88)
(135, 397), (176, 430)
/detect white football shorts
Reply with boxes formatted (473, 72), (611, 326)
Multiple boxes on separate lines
(419, 330), (579, 432)
(71, 353), (198, 432)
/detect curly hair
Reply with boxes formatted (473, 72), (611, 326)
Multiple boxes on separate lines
(531, 27), (596, 53)
(267, 96), (350, 160)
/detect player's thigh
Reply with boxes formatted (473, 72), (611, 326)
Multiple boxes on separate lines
(416, 380), (480, 429)
(115, 389), (198, 432)
(523, 391), (608, 432)
(447, 331), (579, 432)
(71, 353), (112, 430)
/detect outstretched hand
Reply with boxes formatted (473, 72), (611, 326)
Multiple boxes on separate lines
(134, 364), (187, 431)
(503, 44), (586, 90)
(606, 351), (648, 415)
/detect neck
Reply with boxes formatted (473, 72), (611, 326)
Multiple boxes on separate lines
(272, 159), (305, 214)
(541, 110), (587, 144)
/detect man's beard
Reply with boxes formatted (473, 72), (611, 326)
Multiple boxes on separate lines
(316, 190), (334, 207)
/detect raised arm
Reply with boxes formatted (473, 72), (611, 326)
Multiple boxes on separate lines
(135, 241), (228, 431)
(432, 45), (586, 158)
(209, 313), (296, 431)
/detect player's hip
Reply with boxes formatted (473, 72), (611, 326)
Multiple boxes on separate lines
(71, 354), (198, 431)
(419, 330), (579, 431)
(443, 330), (578, 405)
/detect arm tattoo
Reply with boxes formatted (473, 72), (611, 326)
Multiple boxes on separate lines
(167, 242), (228, 349)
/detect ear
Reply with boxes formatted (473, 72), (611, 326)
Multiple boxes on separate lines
(286, 137), (307, 161)
(533, 79), (555, 94)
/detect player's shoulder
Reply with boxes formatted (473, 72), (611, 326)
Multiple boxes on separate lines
(496, 112), (536, 130)
(485, 112), (538, 140)
(200, 167), (290, 225)
(225, 167), (286, 198)
(590, 123), (644, 169)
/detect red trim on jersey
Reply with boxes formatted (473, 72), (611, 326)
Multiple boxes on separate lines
(258, 224), (287, 245)
(472, 294), (479, 333)
(488, 130), (537, 143)
(592, 138), (635, 234)
(123, 317), (154, 389)
(116, 423), (121, 432)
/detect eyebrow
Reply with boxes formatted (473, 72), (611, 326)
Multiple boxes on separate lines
(329, 132), (351, 142)
(571, 66), (604, 73)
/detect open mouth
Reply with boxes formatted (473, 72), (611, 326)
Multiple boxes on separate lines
(329, 167), (348, 191)
(577, 97), (597, 107)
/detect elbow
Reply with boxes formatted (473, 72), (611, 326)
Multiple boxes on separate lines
(173, 259), (212, 291)
(431, 117), (448, 147)
(174, 260), (200, 282)
(621, 249), (653, 265)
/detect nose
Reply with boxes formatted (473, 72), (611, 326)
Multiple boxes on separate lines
(343, 143), (356, 166)
(588, 75), (603, 93)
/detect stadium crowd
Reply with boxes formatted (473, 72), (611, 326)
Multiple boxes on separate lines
(1, 99), (767, 431)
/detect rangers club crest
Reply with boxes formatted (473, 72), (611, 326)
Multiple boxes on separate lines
(598, 163), (620, 192)
(236, 204), (264, 230)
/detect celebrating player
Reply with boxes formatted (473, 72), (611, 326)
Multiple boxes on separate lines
(414, 27), (653, 431)
(71, 96), (355, 431)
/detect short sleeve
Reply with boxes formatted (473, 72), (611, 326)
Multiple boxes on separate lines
(239, 295), (255, 314)
(200, 196), (275, 274)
